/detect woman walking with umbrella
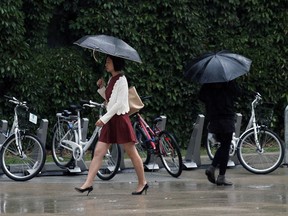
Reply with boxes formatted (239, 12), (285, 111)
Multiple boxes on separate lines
(75, 54), (148, 195)
(74, 35), (148, 195)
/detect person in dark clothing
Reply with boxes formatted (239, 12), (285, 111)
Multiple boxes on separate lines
(199, 80), (241, 185)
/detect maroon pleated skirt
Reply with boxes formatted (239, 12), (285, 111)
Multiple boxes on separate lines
(98, 114), (136, 144)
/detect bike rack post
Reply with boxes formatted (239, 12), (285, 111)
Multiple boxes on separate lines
(68, 118), (89, 173)
(81, 118), (89, 142)
(0, 120), (8, 144)
(229, 113), (242, 166)
(156, 115), (167, 131)
(36, 119), (49, 146)
(183, 114), (205, 169)
(284, 105), (288, 165)
(36, 119), (49, 174)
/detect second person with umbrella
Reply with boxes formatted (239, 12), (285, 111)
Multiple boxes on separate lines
(199, 81), (242, 185)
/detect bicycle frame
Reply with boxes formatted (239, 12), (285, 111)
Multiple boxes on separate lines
(135, 113), (157, 150)
(60, 101), (104, 161)
(239, 93), (263, 151)
(0, 97), (28, 155)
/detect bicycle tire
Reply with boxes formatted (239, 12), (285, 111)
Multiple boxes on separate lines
(0, 133), (46, 181)
(51, 120), (75, 168)
(133, 122), (151, 165)
(96, 143), (121, 181)
(237, 127), (284, 174)
(158, 131), (182, 177)
(206, 133), (220, 160)
(206, 132), (236, 160)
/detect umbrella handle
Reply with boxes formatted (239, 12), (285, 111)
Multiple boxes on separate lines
(93, 50), (98, 62)
(93, 49), (106, 78)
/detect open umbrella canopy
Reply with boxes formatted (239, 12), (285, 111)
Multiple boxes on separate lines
(74, 35), (142, 63)
(184, 50), (252, 83)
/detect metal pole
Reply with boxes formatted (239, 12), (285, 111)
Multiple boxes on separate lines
(36, 119), (49, 146)
(284, 105), (288, 165)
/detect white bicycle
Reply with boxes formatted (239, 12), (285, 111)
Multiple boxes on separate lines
(0, 96), (46, 181)
(51, 100), (121, 180)
(206, 92), (284, 174)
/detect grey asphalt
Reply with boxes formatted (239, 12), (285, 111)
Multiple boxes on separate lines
(0, 161), (288, 216)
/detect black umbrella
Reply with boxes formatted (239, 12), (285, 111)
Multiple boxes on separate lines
(184, 50), (252, 83)
(74, 35), (142, 63)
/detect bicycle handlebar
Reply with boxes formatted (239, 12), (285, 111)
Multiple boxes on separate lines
(80, 99), (105, 109)
(252, 92), (262, 108)
(4, 95), (28, 109)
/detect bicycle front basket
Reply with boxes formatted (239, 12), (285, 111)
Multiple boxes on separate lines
(255, 102), (274, 127)
(17, 107), (39, 131)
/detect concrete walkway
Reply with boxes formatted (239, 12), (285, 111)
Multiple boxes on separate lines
(0, 164), (288, 216)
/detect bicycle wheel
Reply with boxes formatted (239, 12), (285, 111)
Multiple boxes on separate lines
(97, 143), (121, 180)
(206, 133), (220, 160)
(206, 133), (236, 160)
(0, 133), (46, 181)
(158, 131), (182, 177)
(237, 127), (284, 174)
(51, 120), (76, 168)
(133, 122), (151, 164)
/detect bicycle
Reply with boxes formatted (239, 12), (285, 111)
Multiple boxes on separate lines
(131, 96), (183, 178)
(51, 100), (121, 180)
(0, 96), (46, 181)
(206, 92), (285, 174)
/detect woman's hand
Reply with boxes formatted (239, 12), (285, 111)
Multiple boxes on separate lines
(97, 78), (105, 88)
(95, 119), (104, 127)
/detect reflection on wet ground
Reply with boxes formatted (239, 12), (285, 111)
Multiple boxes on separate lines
(0, 165), (287, 215)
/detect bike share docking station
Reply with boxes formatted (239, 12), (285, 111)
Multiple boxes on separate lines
(183, 113), (242, 169)
(183, 114), (205, 169)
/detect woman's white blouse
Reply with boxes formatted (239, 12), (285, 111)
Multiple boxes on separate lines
(97, 75), (130, 124)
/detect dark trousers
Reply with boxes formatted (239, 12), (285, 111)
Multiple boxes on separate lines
(212, 132), (233, 176)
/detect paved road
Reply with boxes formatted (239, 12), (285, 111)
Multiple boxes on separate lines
(0, 163), (288, 216)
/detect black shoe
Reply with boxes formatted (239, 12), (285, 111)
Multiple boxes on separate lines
(75, 186), (93, 196)
(205, 168), (216, 184)
(132, 184), (149, 195)
(216, 175), (233, 186)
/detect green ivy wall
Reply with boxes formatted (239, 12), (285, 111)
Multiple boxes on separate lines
(1, 0), (287, 148)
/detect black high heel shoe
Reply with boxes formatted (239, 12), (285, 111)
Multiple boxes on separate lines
(74, 186), (93, 196)
(132, 184), (149, 195)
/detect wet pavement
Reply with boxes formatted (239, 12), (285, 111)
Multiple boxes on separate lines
(0, 162), (288, 216)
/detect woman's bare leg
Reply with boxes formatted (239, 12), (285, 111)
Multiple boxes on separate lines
(79, 142), (110, 189)
(123, 142), (147, 191)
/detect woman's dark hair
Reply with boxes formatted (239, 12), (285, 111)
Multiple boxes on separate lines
(107, 55), (125, 71)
